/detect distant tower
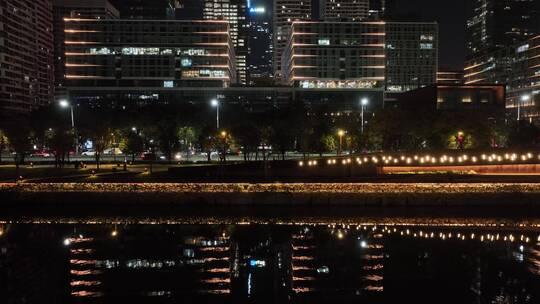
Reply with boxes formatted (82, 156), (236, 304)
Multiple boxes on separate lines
(246, 0), (274, 85)
(466, 0), (540, 58)
(320, 0), (370, 21)
(204, 0), (248, 85)
(273, 0), (312, 80)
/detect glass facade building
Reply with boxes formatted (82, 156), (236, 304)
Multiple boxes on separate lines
(283, 21), (438, 94)
(464, 34), (540, 123)
(53, 0), (119, 99)
(63, 19), (236, 88)
(466, 0), (540, 58)
(203, 0), (248, 85)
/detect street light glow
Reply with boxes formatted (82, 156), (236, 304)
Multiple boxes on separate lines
(59, 99), (70, 108)
(521, 95), (531, 102)
(361, 98), (369, 106)
(211, 99), (219, 107)
(338, 130), (345, 137)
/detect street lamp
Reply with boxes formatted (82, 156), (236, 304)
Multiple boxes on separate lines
(59, 99), (78, 155)
(220, 130), (227, 162)
(211, 99), (220, 130)
(337, 129), (345, 156)
(360, 98), (369, 134)
(518, 95), (531, 121)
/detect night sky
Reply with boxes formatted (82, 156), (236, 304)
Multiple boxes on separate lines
(392, 0), (467, 70)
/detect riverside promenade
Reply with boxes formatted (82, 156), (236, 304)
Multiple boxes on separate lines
(3, 182), (540, 207)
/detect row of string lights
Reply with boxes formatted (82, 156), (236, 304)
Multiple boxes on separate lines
(299, 152), (540, 167)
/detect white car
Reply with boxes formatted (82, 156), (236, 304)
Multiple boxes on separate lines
(103, 148), (123, 155)
(81, 150), (96, 156)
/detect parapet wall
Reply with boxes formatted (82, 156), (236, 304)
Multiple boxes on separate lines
(2, 183), (540, 207)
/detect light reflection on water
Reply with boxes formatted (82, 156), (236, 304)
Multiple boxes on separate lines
(1, 217), (540, 303)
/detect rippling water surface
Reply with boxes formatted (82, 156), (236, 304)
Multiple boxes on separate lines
(1, 215), (540, 303)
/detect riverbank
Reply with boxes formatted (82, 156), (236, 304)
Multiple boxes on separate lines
(2, 182), (540, 207)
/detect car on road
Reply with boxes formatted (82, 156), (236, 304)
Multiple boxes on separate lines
(104, 148), (123, 155)
(30, 150), (52, 157)
(81, 150), (96, 156)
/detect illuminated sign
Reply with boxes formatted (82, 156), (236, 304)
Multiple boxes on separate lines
(249, 7), (265, 13)
(163, 81), (174, 88)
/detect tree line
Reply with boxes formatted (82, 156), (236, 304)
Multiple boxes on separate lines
(1, 102), (538, 170)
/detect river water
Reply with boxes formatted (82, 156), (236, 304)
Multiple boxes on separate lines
(1, 215), (540, 303)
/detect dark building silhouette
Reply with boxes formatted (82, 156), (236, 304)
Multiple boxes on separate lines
(466, 0), (540, 58)
(109, 0), (179, 19)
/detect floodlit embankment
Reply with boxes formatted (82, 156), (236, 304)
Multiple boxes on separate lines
(2, 183), (540, 207)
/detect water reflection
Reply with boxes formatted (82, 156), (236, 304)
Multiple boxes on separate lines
(1, 220), (540, 303)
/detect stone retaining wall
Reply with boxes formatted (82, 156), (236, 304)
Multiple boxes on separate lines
(1, 183), (540, 207)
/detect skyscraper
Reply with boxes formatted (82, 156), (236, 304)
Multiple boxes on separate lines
(204, 0), (248, 85)
(246, 0), (274, 85)
(0, 0), (54, 113)
(466, 0), (540, 58)
(320, 0), (370, 21)
(53, 0), (119, 99)
(273, 0), (312, 80)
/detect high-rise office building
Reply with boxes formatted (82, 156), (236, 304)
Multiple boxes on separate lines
(0, 0), (54, 114)
(246, 0), (274, 85)
(464, 34), (540, 123)
(63, 19), (236, 90)
(320, 0), (370, 21)
(109, 0), (180, 19)
(283, 21), (438, 93)
(385, 22), (438, 92)
(204, 0), (248, 85)
(53, 0), (119, 99)
(283, 21), (386, 90)
(273, 0), (312, 80)
(466, 0), (540, 58)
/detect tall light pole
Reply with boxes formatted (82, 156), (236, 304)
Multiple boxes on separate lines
(211, 99), (220, 130)
(360, 98), (369, 134)
(59, 99), (79, 155)
(337, 129), (345, 156)
(518, 95), (531, 121)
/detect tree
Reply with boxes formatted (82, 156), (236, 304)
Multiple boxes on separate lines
(123, 130), (144, 163)
(78, 108), (115, 170)
(0, 129), (9, 164)
(157, 116), (179, 164)
(232, 120), (261, 161)
(508, 120), (540, 148)
(47, 128), (74, 168)
(4, 121), (32, 179)
(315, 134), (336, 156)
(199, 125), (217, 162)
(177, 126), (197, 160)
